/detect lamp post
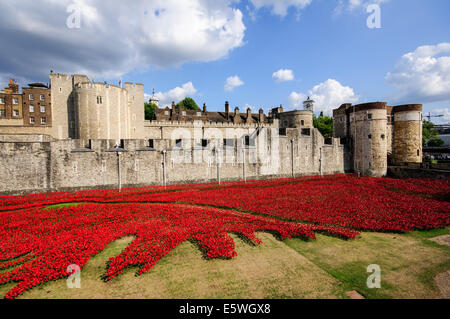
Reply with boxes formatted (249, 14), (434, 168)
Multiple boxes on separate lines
(216, 147), (221, 185)
(290, 139), (295, 178)
(117, 150), (122, 192)
(162, 150), (167, 188)
(105, 142), (127, 192)
(242, 147), (246, 183)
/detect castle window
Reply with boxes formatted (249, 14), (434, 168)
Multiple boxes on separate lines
(29, 105), (34, 112)
(40, 94), (45, 101)
(13, 98), (19, 105)
(148, 139), (154, 149)
(0, 110), (5, 117)
(244, 136), (255, 147)
(40, 106), (46, 113)
(368, 114), (373, 120)
(244, 136), (250, 146)
(13, 110), (19, 117)
(301, 120), (305, 126)
(368, 134), (372, 139)
(224, 139), (234, 147)
(279, 128), (287, 136)
(301, 128), (311, 136)
(97, 96), (103, 104)
(0, 98), (4, 104)
(30, 117), (35, 124)
(381, 134), (385, 139)
(417, 150), (420, 156)
(182, 111), (186, 116)
(41, 117), (46, 124)
(176, 139), (183, 148)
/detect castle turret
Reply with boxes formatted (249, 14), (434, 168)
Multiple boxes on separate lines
(149, 88), (159, 107)
(392, 104), (422, 165)
(348, 102), (388, 177)
(303, 97), (315, 112)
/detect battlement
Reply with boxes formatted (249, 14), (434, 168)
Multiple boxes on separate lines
(145, 120), (276, 129)
(391, 104), (422, 113)
(49, 73), (70, 80)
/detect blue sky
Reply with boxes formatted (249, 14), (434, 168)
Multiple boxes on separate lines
(1, 0), (449, 122)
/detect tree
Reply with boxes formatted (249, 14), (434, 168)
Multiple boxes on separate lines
(176, 97), (200, 110)
(428, 138), (445, 147)
(144, 102), (158, 121)
(313, 112), (333, 138)
(423, 120), (444, 147)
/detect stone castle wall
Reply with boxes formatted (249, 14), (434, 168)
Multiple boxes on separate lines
(349, 107), (388, 177)
(0, 128), (345, 195)
(392, 106), (423, 165)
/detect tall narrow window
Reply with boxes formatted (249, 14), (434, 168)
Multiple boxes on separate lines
(0, 98), (5, 104)
(41, 117), (46, 124)
(29, 105), (34, 112)
(30, 117), (35, 124)
(40, 94), (45, 101)
(97, 96), (103, 104)
(29, 94), (34, 101)
(13, 98), (19, 105)
(13, 110), (19, 117)
(40, 106), (46, 113)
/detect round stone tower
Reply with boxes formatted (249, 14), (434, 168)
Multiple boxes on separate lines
(392, 104), (423, 165)
(348, 102), (388, 177)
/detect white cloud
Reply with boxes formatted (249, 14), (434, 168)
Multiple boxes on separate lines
(432, 108), (450, 124)
(272, 69), (295, 82)
(225, 76), (244, 91)
(0, 0), (246, 82)
(289, 79), (359, 115)
(154, 82), (197, 107)
(249, 0), (312, 17)
(334, 0), (390, 15)
(386, 43), (450, 103)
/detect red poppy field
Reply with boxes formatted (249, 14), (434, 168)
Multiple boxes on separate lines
(0, 174), (449, 299)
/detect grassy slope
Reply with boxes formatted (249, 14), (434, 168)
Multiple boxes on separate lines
(2, 227), (448, 299)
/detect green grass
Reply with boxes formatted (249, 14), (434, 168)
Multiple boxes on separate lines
(45, 203), (82, 211)
(284, 230), (450, 299)
(6, 202), (450, 299)
(1, 228), (448, 299)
